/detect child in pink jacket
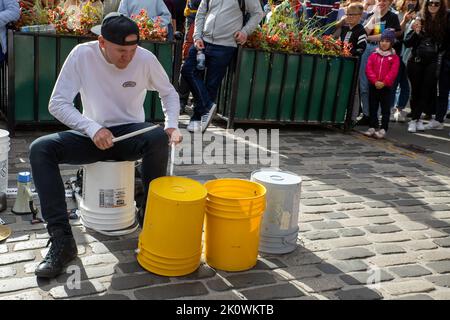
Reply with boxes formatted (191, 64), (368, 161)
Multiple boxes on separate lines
(364, 29), (400, 139)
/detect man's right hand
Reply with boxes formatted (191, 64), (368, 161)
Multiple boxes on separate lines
(93, 128), (114, 150)
(194, 39), (205, 50)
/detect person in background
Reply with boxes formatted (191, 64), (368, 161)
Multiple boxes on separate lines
(404, 0), (447, 132)
(118, 0), (173, 39)
(0, 0), (20, 63)
(181, 0), (264, 133)
(421, 0), (448, 131)
(164, 0), (177, 31)
(364, 28), (400, 138)
(364, 0), (377, 12)
(389, 0), (420, 122)
(305, 0), (341, 34)
(178, 0), (201, 113)
(333, 2), (368, 123)
(174, 0), (187, 33)
(357, 0), (401, 126)
(337, 0), (370, 22)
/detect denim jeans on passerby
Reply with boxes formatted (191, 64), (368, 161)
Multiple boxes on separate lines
(181, 42), (237, 121)
(29, 122), (169, 230)
(359, 43), (377, 116)
(392, 59), (410, 110)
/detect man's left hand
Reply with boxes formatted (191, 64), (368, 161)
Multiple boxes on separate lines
(165, 128), (183, 145)
(234, 31), (247, 45)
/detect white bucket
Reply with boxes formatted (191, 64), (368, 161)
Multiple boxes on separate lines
(251, 168), (302, 254)
(0, 130), (10, 194)
(79, 161), (137, 234)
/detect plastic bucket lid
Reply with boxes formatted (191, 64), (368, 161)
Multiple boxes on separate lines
(149, 176), (207, 203)
(251, 169), (301, 186)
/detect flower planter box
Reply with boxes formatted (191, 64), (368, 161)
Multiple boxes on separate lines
(216, 47), (359, 129)
(5, 30), (181, 135)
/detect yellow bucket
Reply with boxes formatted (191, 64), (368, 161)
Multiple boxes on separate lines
(204, 179), (266, 271)
(137, 176), (207, 276)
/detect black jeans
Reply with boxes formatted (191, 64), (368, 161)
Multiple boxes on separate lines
(29, 123), (169, 231)
(436, 58), (450, 123)
(369, 85), (392, 131)
(407, 58), (438, 121)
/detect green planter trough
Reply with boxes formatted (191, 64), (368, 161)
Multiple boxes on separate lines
(6, 30), (180, 135)
(216, 47), (359, 129)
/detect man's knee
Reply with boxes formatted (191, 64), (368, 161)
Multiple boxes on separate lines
(29, 137), (48, 163)
(29, 136), (55, 164)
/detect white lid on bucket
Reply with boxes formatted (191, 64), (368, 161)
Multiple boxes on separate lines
(251, 169), (301, 186)
(0, 129), (9, 139)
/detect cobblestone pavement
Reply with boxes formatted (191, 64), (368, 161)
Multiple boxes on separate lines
(1, 119), (450, 300)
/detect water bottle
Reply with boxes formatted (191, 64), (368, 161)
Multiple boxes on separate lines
(196, 50), (205, 71)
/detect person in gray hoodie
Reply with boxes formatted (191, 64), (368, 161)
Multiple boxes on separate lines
(181, 0), (264, 133)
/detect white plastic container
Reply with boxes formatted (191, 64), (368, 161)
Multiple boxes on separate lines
(251, 169), (302, 254)
(0, 130), (10, 194)
(79, 161), (137, 234)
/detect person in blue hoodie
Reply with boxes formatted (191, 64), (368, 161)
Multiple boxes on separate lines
(0, 0), (20, 63)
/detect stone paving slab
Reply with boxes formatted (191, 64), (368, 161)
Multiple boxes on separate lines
(1, 122), (450, 300)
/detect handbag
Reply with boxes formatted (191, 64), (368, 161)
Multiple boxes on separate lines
(415, 36), (439, 60)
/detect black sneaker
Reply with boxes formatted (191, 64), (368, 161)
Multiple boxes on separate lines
(356, 115), (370, 126)
(35, 228), (78, 278)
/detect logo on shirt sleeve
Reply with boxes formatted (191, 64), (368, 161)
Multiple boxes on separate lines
(122, 81), (137, 88)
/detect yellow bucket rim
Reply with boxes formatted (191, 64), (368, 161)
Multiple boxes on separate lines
(137, 252), (200, 271)
(149, 176), (207, 202)
(138, 245), (202, 264)
(204, 179), (266, 201)
(137, 255), (200, 276)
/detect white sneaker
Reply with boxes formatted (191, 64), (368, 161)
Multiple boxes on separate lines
(416, 120), (425, 131)
(408, 121), (417, 133)
(390, 108), (398, 122)
(187, 120), (200, 132)
(397, 110), (407, 122)
(200, 103), (217, 133)
(424, 119), (444, 130)
(374, 129), (386, 139)
(363, 128), (376, 137)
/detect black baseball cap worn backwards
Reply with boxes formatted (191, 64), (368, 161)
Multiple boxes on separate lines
(91, 12), (140, 46)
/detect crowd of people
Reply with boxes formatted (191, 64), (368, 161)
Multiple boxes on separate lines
(260, 0), (449, 139)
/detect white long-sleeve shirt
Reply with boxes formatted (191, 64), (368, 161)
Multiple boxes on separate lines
(49, 41), (180, 139)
